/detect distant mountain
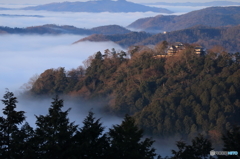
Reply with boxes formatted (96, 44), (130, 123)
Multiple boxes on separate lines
(0, 24), (131, 35)
(75, 25), (240, 52)
(143, 1), (240, 6)
(128, 6), (240, 32)
(22, 0), (172, 13)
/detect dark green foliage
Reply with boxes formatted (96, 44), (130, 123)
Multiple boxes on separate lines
(11, 122), (37, 159)
(74, 111), (109, 159)
(0, 90), (25, 159)
(0, 92), (160, 158)
(172, 134), (213, 159)
(220, 126), (240, 159)
(34, 96), (78, 159)
(1, 91), (240, 158)
(108, 114), (156, 159)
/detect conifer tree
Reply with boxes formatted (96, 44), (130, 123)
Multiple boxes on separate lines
(11, 122), (37, 159)
(221, 126), (240, 159)
(172, 134), (213, 159)
(0, 90), (25, 159)
(74, 111), (109, 159)
(108, 114), (156, 159)
(34, 96), (78, 159)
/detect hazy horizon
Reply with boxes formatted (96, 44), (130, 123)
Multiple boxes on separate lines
(1, 0), (240, 5)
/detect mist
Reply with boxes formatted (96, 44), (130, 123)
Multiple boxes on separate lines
(0, 9), (164, 28)
(0, 3), (202, 29)
(0, 34), (124, 95)
(0, 33), (124, 145)
(0, 4), (200, 157)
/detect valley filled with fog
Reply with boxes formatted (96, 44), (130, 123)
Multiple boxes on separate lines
(0, 4), (216, 157)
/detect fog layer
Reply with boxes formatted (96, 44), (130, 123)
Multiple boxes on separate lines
(0, 34), (123, 96)
(0, 9), (163, 28)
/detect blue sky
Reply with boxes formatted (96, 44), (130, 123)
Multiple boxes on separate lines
(2, 0), (240, 5)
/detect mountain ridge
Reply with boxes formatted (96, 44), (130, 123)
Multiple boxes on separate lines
(127, 6), (240, 32)
(22, 0), (172, 13)
(0, 24), (131, 35)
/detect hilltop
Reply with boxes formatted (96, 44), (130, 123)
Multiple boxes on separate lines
(128, 6), (240, 32)
(22, 0), (172, 13)
(27, 42), (240, 141)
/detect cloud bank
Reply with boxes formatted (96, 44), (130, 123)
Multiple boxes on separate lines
(0, 33), (123, 134)
(0, 9), (165, 28)
(0, 34), (123, 95)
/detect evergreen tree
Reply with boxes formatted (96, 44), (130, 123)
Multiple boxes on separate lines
(172, 134), (213, 159)
(108, 114), (156, 159)
(11, 122), (37, 159)
(34, 96), (78, 159)
(221, 125), (240, 159)
(74, 111), (109, 159)
(0, 90), (25, 159)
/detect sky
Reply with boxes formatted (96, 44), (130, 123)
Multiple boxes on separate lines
(1, 0), (240, 5)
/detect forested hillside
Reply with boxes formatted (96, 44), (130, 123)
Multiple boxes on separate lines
(27, 42), (240, 142)
(76, 25), (240, 52)
(128, 6), (240, 32)
(74, 31), (153, 48)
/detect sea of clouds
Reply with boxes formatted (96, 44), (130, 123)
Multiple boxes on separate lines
(0, 33), (124, 130)
(0, 5), (202, 157)
(0, 3), (206, 28)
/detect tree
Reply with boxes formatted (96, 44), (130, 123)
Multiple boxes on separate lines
(221, 125), (240, 159)
(11, 122), (37, 159)
(74, 111), (109, 159)
(0, 90), (25, 159)
(54, 67), (68, 94)
(34, 96), (78, 159)
(108, 114), (156, 159)
(172, 134), (213, 159)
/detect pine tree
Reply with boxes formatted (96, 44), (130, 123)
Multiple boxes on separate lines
(221, 125), (240, 159)
(0, 90), (25, 159)
(172, 134), (213, 159)
(11, 122), (37, 159)
(34, 96), (78, 159)
(74, 111), (109, 159)
(108, 114), (156, 159)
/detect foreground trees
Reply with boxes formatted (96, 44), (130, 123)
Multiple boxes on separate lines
(108, 115), (156, 159)
(171, 134), (213, 159)
(1, 91), (239, 158)
(0, 91), (156, 158)
(34, 96), (78, 159)
(0, 90), (25, 159)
